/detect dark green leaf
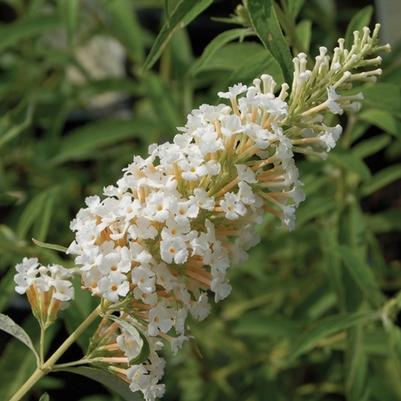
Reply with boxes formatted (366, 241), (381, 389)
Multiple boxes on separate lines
(246, 0), (293, 83)
(361, 164), (401, 196)
(295, 20), (312, 52)
(352, 135), (391, 159)
(189, 28), (252, 76)
(103, 0), (144, 64)
(292, 312), (373, 358)
(51, 118), (155, 164)
(0, 103), (33, 149)
(329, 150), (371, 182)
(362, 83), (401, 115)
(59, 0), (78, 45)
(286, 0), (305, 20)
(366, 209), (401, 233)
(144, 0), (213, 70)
(227, 47), (284, 87)
(0, 16), (59, 51)
(359, 109), (401, 138)
(338, 246), (382, 306)
(344, 6), (373, 49)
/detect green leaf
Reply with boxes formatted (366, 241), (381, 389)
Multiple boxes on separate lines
(292, 312), (373, 358)
(0, 16), (59, 51)
(338, 246), (382, 306)
(362, 83), (401, 115)
(39, 393), (50, 401)
(246, 0), (293, 83)
(32, 238), (67, 253)
(295, 20), (312, 52)
(366, 209), (401, 233)
(33, 188), (57, 241)
(0, 269), (16, 312)
(58, 0), (79, 45)
(0, 103), (34, 149)
(0, 317), (39, 400)
(51, 117), (155, 164)
(234, 313), (300, 338)
(344, 6), (373, 49)
(286, 0), (305, 20)
(345, 326), (369, 401)
(189, 28), (252, 76)
(144, 73), (180, 134)
(143, 0), (213, 70)
(329, 150), (371, 182)
(361, 164), (401, 196)
(17, 191), (48, 239)
(61, 367), (141, 401)
(227, 47), (284, 87)
(102, 0), (145, 64)
(359, 109), (401, 138)
(0, 313), (40, 365)
(352, 135), (391, 159)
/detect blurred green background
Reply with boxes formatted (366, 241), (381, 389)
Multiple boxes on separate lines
(0, 0), (401, 400)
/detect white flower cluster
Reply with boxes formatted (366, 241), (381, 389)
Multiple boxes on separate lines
(14, 257), (74, 302)
(288, 24), (388, 158)
(14, 24), (388, 401)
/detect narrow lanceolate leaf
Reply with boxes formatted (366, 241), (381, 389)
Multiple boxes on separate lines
(339, 246), (383, 306)
(0, 16), (59, 51)
(0, 313), (40, 365)
(102, 0), (144, 64)
(361, 164), (401, 196)
(359, 109), (401, 138)
(58, 0), (79, 45)
(32, 238), (67, 253)
(51, 118), (155, 164)
(352, 135), (391, 159)
(0, 103), (33, 149)
(143, 0), (213, 70)
(344, 6), (373, 49)
(286, 0), (305, 20)
(292, 312), (373, 358)
(246, 0), (293, 83)
(189, 28), (252, 76)
(61, 367), (141, 401)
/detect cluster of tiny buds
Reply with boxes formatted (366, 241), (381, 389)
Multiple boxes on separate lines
(13, 25), (388, 401)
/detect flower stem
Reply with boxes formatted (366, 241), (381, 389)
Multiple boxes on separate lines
(39, 326), (45, 365)
(8, 305), (100, 401)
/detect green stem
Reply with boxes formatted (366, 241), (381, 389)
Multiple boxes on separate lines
(39, 326), (45, 365)
(8, 306), (100, 401)
(53, 358), (94, 370)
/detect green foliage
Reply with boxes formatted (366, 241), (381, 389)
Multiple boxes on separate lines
(0, 1), (401, 401)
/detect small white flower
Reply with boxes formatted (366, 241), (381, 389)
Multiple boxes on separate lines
(217, 83), (247, 99)
(326, 86), (343, 114)
(160, 237), (188, 264)
(220, 192), (247, 220)
(132, 266), (156, 294)
(148, 302), (175, 336)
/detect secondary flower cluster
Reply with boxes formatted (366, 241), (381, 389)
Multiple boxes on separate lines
(14, 24), (388, 401)
(15, 257), (74, 327)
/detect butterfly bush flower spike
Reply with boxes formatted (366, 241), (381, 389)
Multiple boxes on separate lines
(14, 25), (389, 401)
